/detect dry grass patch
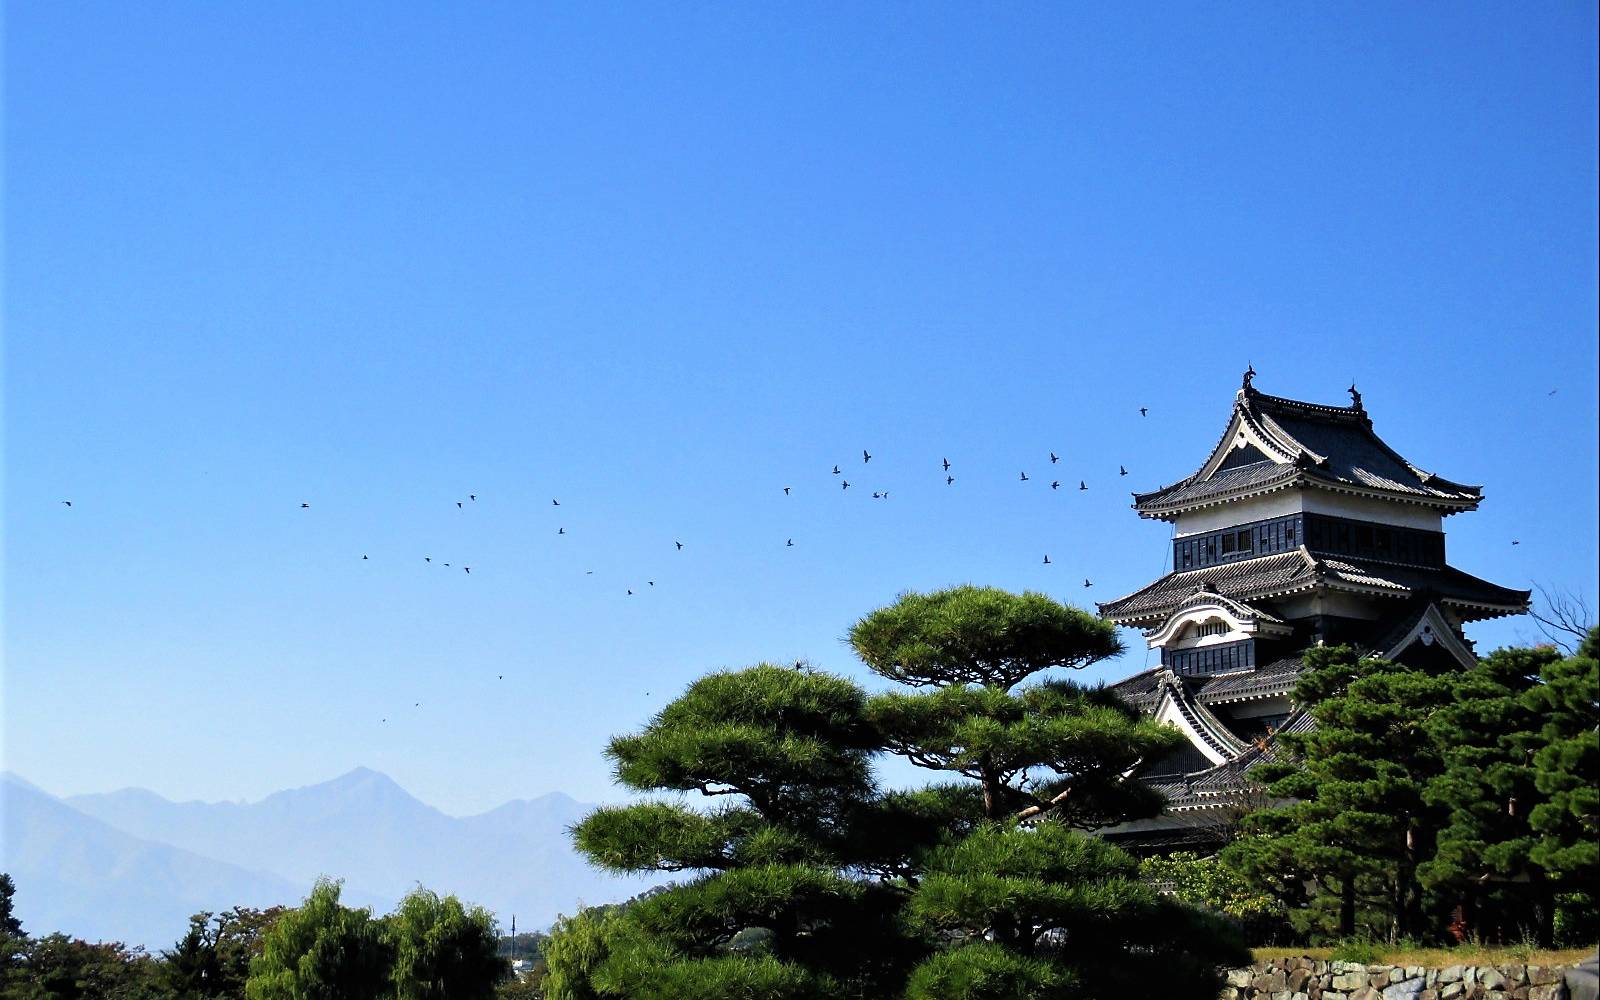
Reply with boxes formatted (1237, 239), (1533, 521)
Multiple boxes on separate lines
(1250, 945), (1596, 968)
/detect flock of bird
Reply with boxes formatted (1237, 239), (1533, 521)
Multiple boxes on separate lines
(51, 390), (1553, 726)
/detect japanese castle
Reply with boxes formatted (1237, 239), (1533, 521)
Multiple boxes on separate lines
(1098, 370), (1529, 851)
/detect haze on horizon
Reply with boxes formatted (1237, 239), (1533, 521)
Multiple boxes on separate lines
(5, 4), (1597, 817)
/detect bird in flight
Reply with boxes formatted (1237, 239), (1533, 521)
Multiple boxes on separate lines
(443, 562), (451, 567)
(786, 538), (794, 547)
(362, 555), (368, 560)
(946, 475), (955, 485)
(1042, 554), (1051, 565)
(1139, 407), (1148, 417)
(457, 502), (463, 508)
(675, 541), (684, 550)
(425, 557), (431, 562)
(1050, 452), (1059, 464)
(1083, 578), (1093, 588)
(558, 527), (565, 535)
(1511, 540), (1520, 546)
(1119, 466), (1128, 476)
(626, 589), (633, 596)
(1078, 481), (1087, 491)
(463, 566), (471, 574)
(1547, 389), (1558, 396)
(862, 450), (872, 463)
(648, 581), (654, 586)
(1019, 471), (1029, 482)
(61, 500), (72, 507)
(1050, 481), (1060, 490)
(498, 675), (503, 680)
(841, 480), (851, 490)
(300, 503), (310, 509)
(942, 458), (951, 471)
(783, 487), (791, 495)
(469, 494), (477, 501)
(832, 465), (841, 475)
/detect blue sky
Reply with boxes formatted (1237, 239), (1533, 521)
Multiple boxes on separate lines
(5, 3), (1596, 815)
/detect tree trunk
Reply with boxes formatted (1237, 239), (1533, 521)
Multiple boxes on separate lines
(979, 761), (1001, 821)
(1529, 870), (1555, 948)
(1340, 877), (1356, 939)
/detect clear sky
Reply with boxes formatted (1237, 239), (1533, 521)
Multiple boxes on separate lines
(5, 3), (1596, 816)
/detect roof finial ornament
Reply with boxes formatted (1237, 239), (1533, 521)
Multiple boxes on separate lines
(1348, 382), (1363, 410)
(1242, 364), (1256, 390)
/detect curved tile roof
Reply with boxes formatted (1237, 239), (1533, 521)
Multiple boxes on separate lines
(1097, 547), (1528, 626)
(1132, 383), (1482, 518)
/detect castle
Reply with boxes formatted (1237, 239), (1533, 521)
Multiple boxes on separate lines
(1096, 371), (1528, 851)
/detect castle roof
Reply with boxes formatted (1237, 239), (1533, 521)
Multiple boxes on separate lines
(1096, 546), (1529, 627)
(1132, 379), (1482, 520)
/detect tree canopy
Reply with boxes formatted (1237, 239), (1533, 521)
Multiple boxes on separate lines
(548, 585), (1247, 999)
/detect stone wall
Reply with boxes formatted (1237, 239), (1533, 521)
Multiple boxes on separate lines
(1220, 956), (1574, 1000)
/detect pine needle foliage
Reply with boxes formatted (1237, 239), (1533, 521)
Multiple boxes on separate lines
(551, 587), (1246, 999)
(1224, 646), (1455, 942)
(849, 585), (1123, 689)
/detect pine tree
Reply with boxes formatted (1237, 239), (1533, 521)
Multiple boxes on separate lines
(548, 586), (1247, 999)
(1524, 630), (1599, 922)
(852, 586), (1245, 998)
(1418, 644), (1561, 942)
(559, 662), (898, 997)
(1223, 645), (1454, 941)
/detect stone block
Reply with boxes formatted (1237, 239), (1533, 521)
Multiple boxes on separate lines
(1227, 970), (1254, 988)
(1481, 970), (1509, 991)
(1383, 980), (1423, 1000)
(1438, 983), (1464, 1000)
(1439, 967), (1465, 984)
(1255, 971), (1288, 992)
(1335, 973), (1370, 990)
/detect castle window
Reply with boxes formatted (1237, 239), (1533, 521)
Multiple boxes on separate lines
(1195, 621), (1228, 638)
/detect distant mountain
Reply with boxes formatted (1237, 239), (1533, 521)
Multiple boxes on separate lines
(61, 767), (662, 935)
(0, 773), (315, 948)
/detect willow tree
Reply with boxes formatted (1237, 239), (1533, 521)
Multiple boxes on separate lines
(548, 586), (1246, 1000)
(246, 881), (393, 1000)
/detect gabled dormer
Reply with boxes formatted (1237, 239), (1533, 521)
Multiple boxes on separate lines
(1132, 368), (1482, 528)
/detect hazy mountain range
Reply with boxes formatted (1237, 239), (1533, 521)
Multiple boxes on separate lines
(1, 768), (663, 949)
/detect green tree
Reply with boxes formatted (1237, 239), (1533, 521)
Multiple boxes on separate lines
(1223, 645), (1454, 942)
(1525, 630), (1599, 888)
(549, 586), (1246, 999)
(386, 888), (507, 1000)
(557, 662), (894, 997)
(245, 881), (392, 1000)
(163, 916), (225, 998)
(1418, 644), (1563, 942)
(853, 586), (1243, 997)
(1138, 852), (1286, 943)
(163, 907), (285, 999)
(18, 934), (170, 1000)
(1, 874), (27, 988)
